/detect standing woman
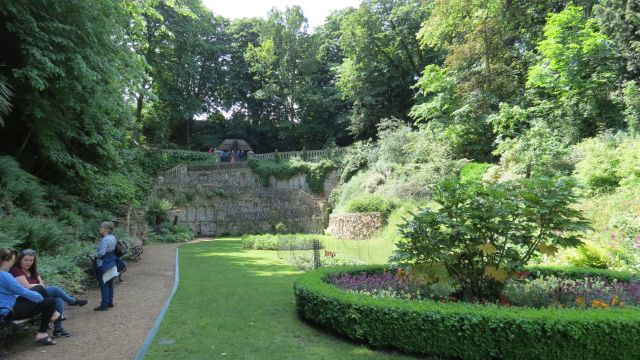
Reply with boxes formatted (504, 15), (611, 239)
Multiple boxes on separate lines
(94, 221), (118, 311)
(0, 248), (60, 345)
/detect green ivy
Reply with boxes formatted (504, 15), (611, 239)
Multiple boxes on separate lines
(248, 157), (337, 194)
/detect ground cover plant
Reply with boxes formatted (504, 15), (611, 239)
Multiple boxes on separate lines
(144, 239), (416, 360)
(148, 223), (195, 243)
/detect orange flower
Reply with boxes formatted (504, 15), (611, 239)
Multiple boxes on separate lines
(610, 295), (620, 307)
(591, 300), (609, 309)
(576, 297), (585, 307)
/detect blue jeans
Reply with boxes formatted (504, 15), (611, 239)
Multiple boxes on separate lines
(45, 285), (76, 317)
(98, 270), (114, 308)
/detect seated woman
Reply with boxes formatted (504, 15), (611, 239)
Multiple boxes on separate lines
(10, 249), (86, 337)
(0, 248), (60, 345)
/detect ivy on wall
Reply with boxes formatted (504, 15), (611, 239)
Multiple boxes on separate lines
(248, 157), (337, 194)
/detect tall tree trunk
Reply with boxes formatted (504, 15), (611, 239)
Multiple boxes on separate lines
(186, 117), (192, 149)
(482, 26), (492, 91)
(16, 127), (33, 160)
(135, 93), (144, 124)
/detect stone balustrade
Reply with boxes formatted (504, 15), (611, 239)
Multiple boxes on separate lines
(248, 148), (346, 161)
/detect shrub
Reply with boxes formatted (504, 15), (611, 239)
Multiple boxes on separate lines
(148, 223), (195, 243)
(339, 140), (377, 182)
(567, 243), (610, 269)
(524, 265), (638, 282)
(85, 171), (148, 214)
(345, 194), (397, 219)
(241, 234), (325, 251)
(503, 274), (640, 309)
(459, 162), (492, 184)
(146, 199), (175, 225)
(38, 242), (95, 293)
(294, 265), (640, 360)
(501, 276), (556, 308)
(0, 156), (49, 216)
(0, 214), (71, 253)
(397, 177), (590, 300)
(574, 135), (621, 194)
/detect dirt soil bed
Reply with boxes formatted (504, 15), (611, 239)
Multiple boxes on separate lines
(5, 242), (180, 360)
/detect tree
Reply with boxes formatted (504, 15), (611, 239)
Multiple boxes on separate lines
(596, 0), (640, 82)
(151, 0), (229, 148)
(244, 6), (350, 150)
(0, 73), (11, 127)
(527, 5), (623, 141)
(0, 0), (142, 182)
(333, 0), (434, 138)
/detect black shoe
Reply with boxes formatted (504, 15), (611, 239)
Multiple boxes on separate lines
(93, 306), (109, 311)
(70, 299), (88, 307)
(59, 314), (68, 321)
(53, 329), (71, 338)
(108, 303), (114, 308)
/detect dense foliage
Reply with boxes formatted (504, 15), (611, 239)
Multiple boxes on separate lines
(1, 0), (640, 332)
(397, 177), (590, 300)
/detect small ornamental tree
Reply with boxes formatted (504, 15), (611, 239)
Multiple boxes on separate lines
(397, 177), (590, 301)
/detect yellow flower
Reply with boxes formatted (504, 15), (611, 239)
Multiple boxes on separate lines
(477, 243), (497, 255)
(576, 297), (585, 307)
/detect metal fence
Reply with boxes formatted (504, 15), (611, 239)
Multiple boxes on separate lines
(276, 235), (397, 271)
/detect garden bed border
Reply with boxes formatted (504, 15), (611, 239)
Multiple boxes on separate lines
(294, 265), (640, 360)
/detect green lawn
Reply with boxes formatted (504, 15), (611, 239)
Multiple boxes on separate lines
(144, 238), (417, 360)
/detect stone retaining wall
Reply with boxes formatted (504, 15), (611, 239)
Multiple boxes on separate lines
(153, 166), (338, 236)
(326, 212), (385, 240)
(117, 206), (147, 245)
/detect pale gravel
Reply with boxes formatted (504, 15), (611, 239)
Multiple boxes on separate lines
(7, 242), (180, 360)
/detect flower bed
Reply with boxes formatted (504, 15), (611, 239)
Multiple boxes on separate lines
(294, 265), (640, 360)
(329, 267), (640, 309)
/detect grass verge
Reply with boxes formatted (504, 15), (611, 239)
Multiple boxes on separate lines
(144, 238), (417, 360)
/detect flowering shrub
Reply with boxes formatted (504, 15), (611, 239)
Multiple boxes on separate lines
(330, 270), (455, 300)
(503, 275), (640, 308)
(328, 268), (640, 309)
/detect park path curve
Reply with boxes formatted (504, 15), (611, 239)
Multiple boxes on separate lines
(9, 242), (181, 360)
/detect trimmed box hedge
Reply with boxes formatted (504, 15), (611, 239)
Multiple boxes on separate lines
(293, 265), (640, 360)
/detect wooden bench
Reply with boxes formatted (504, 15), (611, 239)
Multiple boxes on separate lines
(0, 307), (39, 328)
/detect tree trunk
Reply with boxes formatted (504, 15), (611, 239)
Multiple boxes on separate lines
(482, 26), (492, 91)
(16, 127), (33, 160)
(135, 93), (144, 124)
(186, 117), (192, 149)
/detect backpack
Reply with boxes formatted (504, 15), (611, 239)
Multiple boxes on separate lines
(115, 240), (128, 257)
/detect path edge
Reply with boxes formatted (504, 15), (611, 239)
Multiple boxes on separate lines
(134, 247), (180, 360)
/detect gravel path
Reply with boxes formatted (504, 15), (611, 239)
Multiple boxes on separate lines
(7, 243), (180, 360)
